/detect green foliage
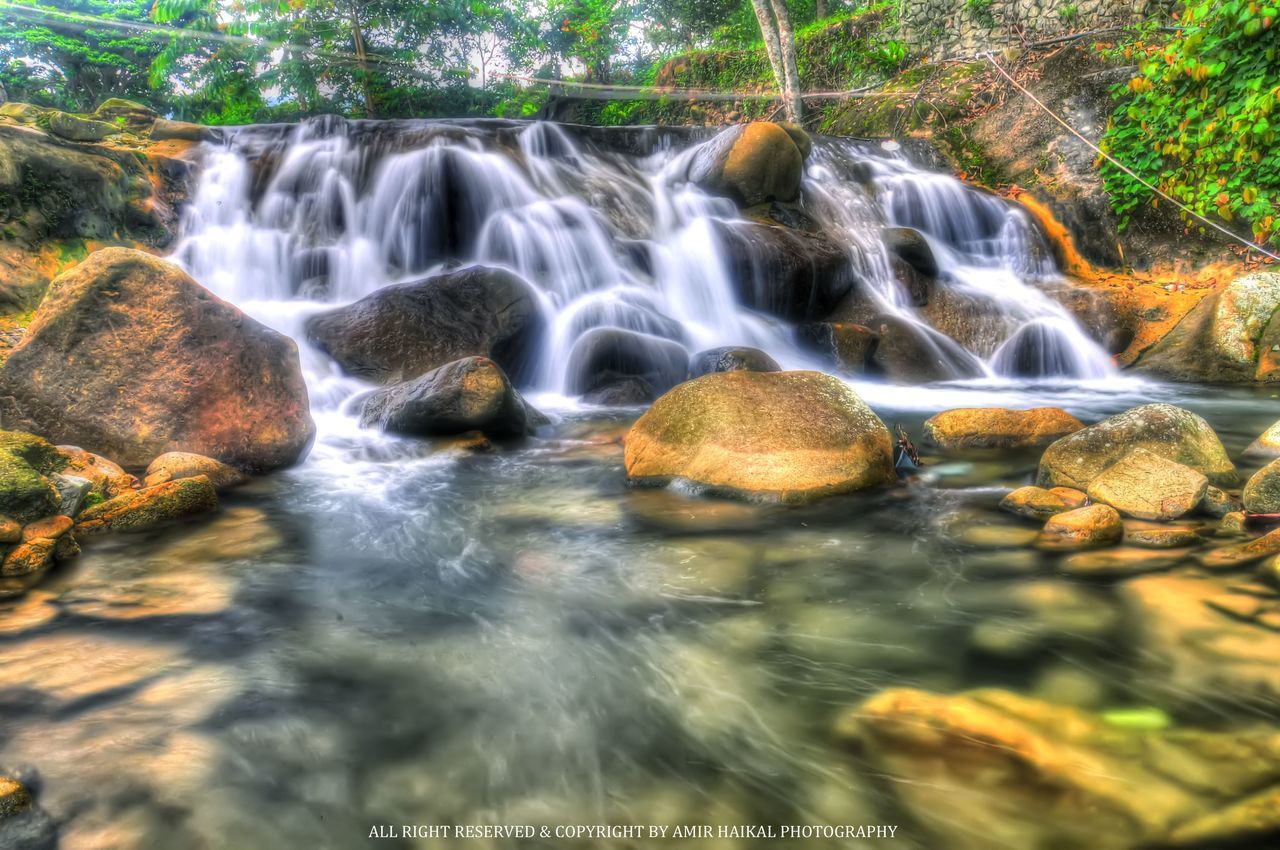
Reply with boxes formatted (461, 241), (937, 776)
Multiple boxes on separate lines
(1099, 1), (1280, 245)
(966, 0), (996, 28)
(1058, 4), (1080, 25)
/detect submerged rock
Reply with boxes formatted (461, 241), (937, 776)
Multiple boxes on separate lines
(795, 322), (877, 374)
(1123, 521), (1205, 549)
(1058, 546), (1182, 577)
(359, 357), (545, 439)
(1038, 503), (1122, 550)
(1085, 448), (1208, 521)
(1196, 527), (1280, 569)
(1244, 419), (1280, 459)
(685, 121), (807, 206)
(1036, 403), (1236, 490)
(74, 475), (218, 536)
(624, 371), (894, 502)
(835, 686), (1280, 850)
(687, 346), (780, 378)
(1242, 458), (1280, 514)
(999, 486), (1072, 521)
(0, 249), (314, 472)
(924, 407), (1083, 451)
(304, 264), (543, 386)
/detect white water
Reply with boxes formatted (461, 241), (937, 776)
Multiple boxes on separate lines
(171, 118), (1122, 427)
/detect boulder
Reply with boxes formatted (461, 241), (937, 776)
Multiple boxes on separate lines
(687, 346), (780, 378)
(581, 378), (654, 406)
(1036, 403), (1236, 490)
(1123, 521), (1204, 549)
(999, 486), (1071, 521)
(0, 539), (55, 577)
(359, 357), (545, 439)
(1136, 272), (1280, 382)
(834, 687), (1280, 850)
(0, 432), (62, 523)
(144, 452), (248, 490)
(567, 328), (688, 398)
(1243, 458), (1280, 514)
(685, 122), (806, 207)
(882, 226), (939, 278)
(0, 102), (43, 123)
(863, 314), (987, 382)
(1049, 486), (1088, 508)
(712, 219), (856, 321)
(924, 407), (1083, 451)
(0, 249), (314, 472)
(21, 516), (71, 542)
(1085, 448), (1208, 520)
(1037, 504), (1122, 550)
(624, 371), (894, 502)
(1244, 419), (1280, 459)
(1200, 484), (1240, 517)
(74, 475), (218, 536)
(57, 446), (137, 499)
(149, 118), (220, 143)
(47, 111), (119, 142)
(92, 98), (157, 132)
(52, 473), (92, 516)
(305, 265), (543, 386)
(1197, 527), (1280, 569)
(795, 322), (877, 374)
(0, 517), (19, 543)
(0, 776), (33, 817)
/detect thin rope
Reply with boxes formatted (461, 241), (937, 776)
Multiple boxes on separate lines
(983, 51), (1280, 263)
(493, 73), (898, 101)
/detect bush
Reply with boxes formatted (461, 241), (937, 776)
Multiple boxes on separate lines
(1100, 1), (1280, 246)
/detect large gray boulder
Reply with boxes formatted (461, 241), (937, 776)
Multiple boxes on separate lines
(305, 265), (544, 386)
(359, 357), (545, 438)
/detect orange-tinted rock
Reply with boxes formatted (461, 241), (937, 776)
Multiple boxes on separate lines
(0, 248), (314, 472)
(686, 122), (806, 206)
(0, 516), (20, 543)
(1037, 504), (1122, 550)
(57, 446), (138, 498)
(20, 515), (71, 541)
(74, 475), (218, 537)
(1049, 486), (1089, 508)
(999, 486), (1071, 520)
(924, 407), (1084, 451)
(1, 538), (55, 577)
(144, 451), (247, 490)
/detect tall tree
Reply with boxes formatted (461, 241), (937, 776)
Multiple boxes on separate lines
(748, 0), (802, 121)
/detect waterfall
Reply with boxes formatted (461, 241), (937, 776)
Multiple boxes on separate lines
(171, 117), (1117, 426)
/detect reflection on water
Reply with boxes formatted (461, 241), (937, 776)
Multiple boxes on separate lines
(3, 383), (1280, 850)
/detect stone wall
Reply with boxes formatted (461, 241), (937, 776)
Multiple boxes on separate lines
(900, 0), (1171, 58)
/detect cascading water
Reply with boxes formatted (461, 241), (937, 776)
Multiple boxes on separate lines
(172, 117), (1119, 432)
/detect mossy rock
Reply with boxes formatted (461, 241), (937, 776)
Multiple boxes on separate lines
(0, 430), (64, 523)
(0, 102), (47, 124)
(74, 474), (218, 536)
(93, 98), (158, 133)
(47, 111), (120, 142)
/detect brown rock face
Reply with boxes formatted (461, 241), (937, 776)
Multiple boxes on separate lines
(624, 371), (894, 503)
(1085, 448), (1208, 520)
(144, 452), (248, 490)
(924, 407), (1084, 451)
(686, 122), (806, 207)
(0, 249), (314, 472)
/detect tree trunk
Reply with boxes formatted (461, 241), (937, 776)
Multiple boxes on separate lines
(769, 0), (804, 122)
(349, 9), (375, 117)
(816, 0), (828, 19)
(748, 0), (787, 114)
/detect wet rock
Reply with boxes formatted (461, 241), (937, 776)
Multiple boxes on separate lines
(795, 322), (877, 374)
(52, 534), (79, 562)
(882, 225), (938, 278)
(1085, 448), (1208, 520)
(20, 516), (71, 542)
(1031, 664), (1108, 709)
(56, 446), (137, 498)
(964, 580), (1121, 657)
(581, 378), (654, 406)
(1197, 527), (1280, 569)
(1037, 504), (1122, 550)
(1200, 484), (1240, 517)
(864, 313), (987, 382)
(1059, 546), (1182, 577)
(1136, 272), (1280, 382)
(0, 539), (55, 577)
(74, 475), (218, 537)
(1036, 403), (1236, 490)
(958, 524), (1040, 548)
(144, 451), (248, 490)
(687, 346), (780, 378)
(685, 122), (806, 206)
(567, 328), (688, 398)
(1220, 511), (1249, 535)
(304, 264), (543, 386)
(1123, 573), (1280, 708)
(0, 249), (314, 472)
(1243, 457), (1280, 514)
(47, 111), (119, 142)
(712, 219), (856, 321)
(924, 407), (1083, 451)
(1124, 521), (1204, 549)
(359, 357), (545, 439)
(999, 486), (1071, 521)
(624, 371), (894, 503)
(0, 773), (53, 850)
(50, 473), (91, 517)
(1166, 786), (1280, 847)
(0, 776), (33, 817)
(0, 432), (62, 524)
(92, 98), (156, 131)
(0, 517), (19, 543)
(835, 687), (1280, 850)
(1244, 419), (1280, 459)
(1049, 486), (1089, 508)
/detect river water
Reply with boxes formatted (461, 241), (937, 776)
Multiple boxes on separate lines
(1, 119), (1278, 850)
